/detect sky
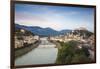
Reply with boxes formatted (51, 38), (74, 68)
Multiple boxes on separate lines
(15, 3), (94, 32)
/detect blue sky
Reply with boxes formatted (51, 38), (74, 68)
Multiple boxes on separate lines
(15, 4), (94, 32)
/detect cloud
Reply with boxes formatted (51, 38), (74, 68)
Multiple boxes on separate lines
(15, 11), (63, 31)
(15, 4), (94, 32)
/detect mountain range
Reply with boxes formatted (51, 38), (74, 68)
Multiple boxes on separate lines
(15, 24), (72, 37)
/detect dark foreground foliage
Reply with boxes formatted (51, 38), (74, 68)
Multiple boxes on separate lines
(56, 40), (92, 64)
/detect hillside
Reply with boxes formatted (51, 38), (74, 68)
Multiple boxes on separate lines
(15, 24), (72, 37)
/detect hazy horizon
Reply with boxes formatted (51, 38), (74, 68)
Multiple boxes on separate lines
(15, 3), (94, 32)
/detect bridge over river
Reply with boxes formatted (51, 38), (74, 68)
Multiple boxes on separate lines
(15, 37), (58, 66)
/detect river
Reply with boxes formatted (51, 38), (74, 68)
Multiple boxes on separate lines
(15, 37), (58, 66)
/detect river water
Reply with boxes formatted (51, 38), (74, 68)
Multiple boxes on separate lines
(15, 37), (58, 66)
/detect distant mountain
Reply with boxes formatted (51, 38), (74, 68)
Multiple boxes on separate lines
(15, 24), (72, 37)
(60, 30), (72, 35)
(15, 24), (22, 30)
(15, 26), (34, 36)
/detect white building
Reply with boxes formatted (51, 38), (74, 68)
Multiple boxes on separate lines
(15, 36), (23, 48)
(20, 29), (25, 33)
(23, 35), (35, 44)
(34, 35), (39, 40)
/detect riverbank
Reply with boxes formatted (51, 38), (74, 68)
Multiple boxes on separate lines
(49, 40), (61, 49)
(15, 41), (40, 59)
